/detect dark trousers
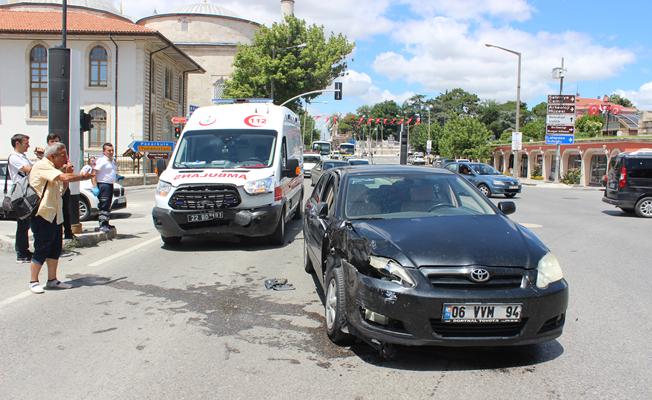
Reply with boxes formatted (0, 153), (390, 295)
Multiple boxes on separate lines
(62, 187), (73, 239)
(15, 216), (31, 258)
(30, 216), (62, 265)
(97, 183), (114, 227)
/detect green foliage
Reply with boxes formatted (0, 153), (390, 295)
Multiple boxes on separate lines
(576, 114), (603, 137)
(410, 123), (441, 154)
(531, 102), (548, 119)
(521, 118), (546, 141)
(440, 116), (492, 161)
(531, 165), (543, 179)
(224, 16), (354, 110)
(561, 168), (581, 185)
(609, 94), (633, 108)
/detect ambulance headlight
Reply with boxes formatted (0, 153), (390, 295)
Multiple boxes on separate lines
(156, 180), (172, 197)
(244, 177), (274, 195)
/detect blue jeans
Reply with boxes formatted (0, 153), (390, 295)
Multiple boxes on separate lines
(15, 216), (31, 258)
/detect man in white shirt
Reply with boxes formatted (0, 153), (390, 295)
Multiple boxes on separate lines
(92, 143), (117, 233)
(8, 134), (33, 263)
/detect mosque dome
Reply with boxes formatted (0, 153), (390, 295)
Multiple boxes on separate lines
(5, 0), (121, 15)
(174, 1), (240, 18)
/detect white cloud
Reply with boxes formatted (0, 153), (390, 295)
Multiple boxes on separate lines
(335, 69), (413, 104)
(401, 0), (534, 22)
(373, 17), (636, 103)
(616, 82), (652, 110)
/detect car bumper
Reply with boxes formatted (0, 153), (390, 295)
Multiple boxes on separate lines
(491, 185), (522, 195)
(602, 193), (635, 208)
(152, 204), (282, 238)
(342, 263), (568, 347)
(111, 197), (127, 210)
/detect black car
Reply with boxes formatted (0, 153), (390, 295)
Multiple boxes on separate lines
(310, 159), (348, 186)
(303, 165), (568, 354)
(602, 150), (652, 218)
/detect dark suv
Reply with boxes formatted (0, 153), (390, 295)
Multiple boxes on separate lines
(602, 150), (652, 217)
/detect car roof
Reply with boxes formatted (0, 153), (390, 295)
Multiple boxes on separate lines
(336, 165), (455, 178)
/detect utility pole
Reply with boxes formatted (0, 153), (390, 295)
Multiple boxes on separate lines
(554, 57), (565, 183)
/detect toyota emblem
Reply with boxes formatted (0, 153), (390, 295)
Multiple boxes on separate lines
(470, 268), (490, 283)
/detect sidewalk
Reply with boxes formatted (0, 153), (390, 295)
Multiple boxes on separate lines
(520, 178), (604, 191)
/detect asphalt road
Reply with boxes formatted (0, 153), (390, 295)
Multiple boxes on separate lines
(0, 181), (650, 400)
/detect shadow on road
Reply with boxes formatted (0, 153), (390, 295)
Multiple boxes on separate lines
(601, 209), (637, 218)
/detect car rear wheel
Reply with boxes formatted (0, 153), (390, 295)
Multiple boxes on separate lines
(293, 192), (303, 220)
(324, 266), (354, 345)
(634, 197), (652, 218)
(478, 184), (491, 197)
(505, 193), (517, 198)
(78, 196), (91, 221)
(161, 235), (181, 246)
(269, 208), (286, 245)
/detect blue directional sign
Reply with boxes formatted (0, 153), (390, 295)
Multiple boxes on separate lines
(128, 141), (175, 153)
(545, 135), (574, 145)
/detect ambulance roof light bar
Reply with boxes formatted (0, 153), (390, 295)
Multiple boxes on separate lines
(212, 98), (273, 105)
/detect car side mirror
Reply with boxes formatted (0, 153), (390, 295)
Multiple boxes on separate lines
(316, 202), (329, 219)
(498, 201), (516, 215)
(283, 158), (300, 178)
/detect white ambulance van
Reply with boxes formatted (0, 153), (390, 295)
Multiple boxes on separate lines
(153, 100), (304, 245)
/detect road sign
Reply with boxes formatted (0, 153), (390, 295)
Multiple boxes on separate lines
(426, 140), (432, 154)
(547, 95), (576, 105)
(129, 141), (175, 153)
(170, 116), (187, 125)
(546, 114), (575, 125)
(511, 131), (522, 151)
(546, 134), (574, 145)
(546, 125), (575, 134)
(188, 104), (199, 118)
(547, 104), (575, 114)
(146, 152), (170, 160)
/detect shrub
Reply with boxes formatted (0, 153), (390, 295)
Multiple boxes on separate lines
(561, 168), (581, 185)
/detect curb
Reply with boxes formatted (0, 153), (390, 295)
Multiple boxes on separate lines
(0, 229), (117, 254)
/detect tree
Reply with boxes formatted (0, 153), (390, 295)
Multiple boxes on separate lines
(531, 102), (548, 119)
(609, 94), (634, 108)
(439, 116), (492, 161)
(410, 122), (441, 154)
(224, 16), (354, 110)
(576, 114), (603, 137)
(521, 119), (546, 141)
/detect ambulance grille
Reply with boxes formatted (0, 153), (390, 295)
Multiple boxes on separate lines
(169, 185), (241, 210)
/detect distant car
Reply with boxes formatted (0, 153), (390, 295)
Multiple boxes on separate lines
(603, 150), (652, 217)
(0, 160), (126, 221)
(330, 151), (342, 160)
(433, 158), (454, 168)
(310, 159), (348, 186)
(412, 155), (426, 166)
(303, 154), (322, 177)
(347, 158), (370, 166)
(304, 165), (568, 353)
(446, 162), (521, 198)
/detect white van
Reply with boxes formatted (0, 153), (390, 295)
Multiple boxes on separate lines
(152, 100), (304, 245)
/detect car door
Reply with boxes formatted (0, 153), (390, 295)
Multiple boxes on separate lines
(313, 173), (338, 281)
(305, 172), (328, 269)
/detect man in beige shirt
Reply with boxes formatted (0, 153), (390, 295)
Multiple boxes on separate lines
(28, 143), (93, 294)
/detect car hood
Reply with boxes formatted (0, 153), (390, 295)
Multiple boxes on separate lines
(350, 215), (546, 269)
(161, 168), (272, 187)
(483, 175), (519, 184)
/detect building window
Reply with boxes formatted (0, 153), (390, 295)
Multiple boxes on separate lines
(89, 108), (107, 148)
(213, 77), (225, 100)
(89, 46), (108, 87)
(30, 45), (48, 118)
(165, 67), (173, 100)
(179, 18), (189, 32)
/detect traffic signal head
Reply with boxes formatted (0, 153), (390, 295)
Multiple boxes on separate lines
(334, 82), (342, 101)
(174, 126), (182, 139)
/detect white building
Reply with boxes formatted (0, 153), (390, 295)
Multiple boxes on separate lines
(0, 0), (204, 159)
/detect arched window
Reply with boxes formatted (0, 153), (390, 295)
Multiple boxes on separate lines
(30, 45), (48, 117)
(89, 46), (108, 87)
(89, 108), (107, 148)
(213, 77), (225, 100)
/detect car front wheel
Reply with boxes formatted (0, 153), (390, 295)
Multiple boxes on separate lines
(324, 266), (354, 345)
(78, 196), (91, 221)
(478, 184), (491, 197)
(634, 197), (652, 218)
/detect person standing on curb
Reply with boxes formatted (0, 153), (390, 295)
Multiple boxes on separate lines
(28, 143), (93, 294)
(47, 134), (75, 243)
(93, 143), (117, 233)
(8, 134), (33, 263)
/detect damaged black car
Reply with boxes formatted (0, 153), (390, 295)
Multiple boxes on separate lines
(303, 166), (568, 352)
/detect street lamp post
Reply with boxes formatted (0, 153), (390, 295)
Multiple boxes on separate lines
(485, 43), (521, 177)
(270, 43), (307, 103)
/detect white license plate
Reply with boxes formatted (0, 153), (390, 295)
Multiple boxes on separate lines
(116, 198), (126, 204)
(187, 211), (223, 223)
(509, 185), (519, 190)
(443, 303), (522, 323)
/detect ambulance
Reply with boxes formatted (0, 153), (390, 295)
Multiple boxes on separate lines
(152, 99), (304, 245)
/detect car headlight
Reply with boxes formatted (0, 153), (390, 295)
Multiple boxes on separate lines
(368, 255), (416, 288)
(244, 176), (274, 195)
(493, 180), (506, 186)
(156, 180), (172, 197)
(536, 252), (564, 289)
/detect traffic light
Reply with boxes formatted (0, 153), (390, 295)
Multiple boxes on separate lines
(174, 126), (182, 139)
(80, 110), (92, 132)
(334, 82), (342, 101)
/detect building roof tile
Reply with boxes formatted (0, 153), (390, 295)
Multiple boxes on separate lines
(0, 10), (155, 34)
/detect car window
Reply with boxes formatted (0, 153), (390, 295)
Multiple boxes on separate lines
(0, 163), (7, 178)
(627, 158), (652, 179)
(344, 173), (496, 219)
(323, 176), (337, 214)
(470, 163), (500, 175)
(303, 155), (321, 163)
(312, 173), (328, 202)
(445, 163), (458, 172)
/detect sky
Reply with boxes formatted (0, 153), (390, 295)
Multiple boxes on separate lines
(59, 1), (652, 121)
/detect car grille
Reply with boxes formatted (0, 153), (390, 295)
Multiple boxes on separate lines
(113, 187), (124, 196)
(169, 185), (241, 210)
(420, 266), (528, 290)
(430, 320), (526, 338)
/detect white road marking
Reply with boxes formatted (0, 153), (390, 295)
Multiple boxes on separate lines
(0, 291), (32, 309)
(88, 236), (160, 267)
(520, 223), (543, 229)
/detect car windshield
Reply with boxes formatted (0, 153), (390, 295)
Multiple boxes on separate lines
(173, 129), (277, 169)
(344, 173), (496, 219)
(304, 155), (321, 163)
(0, 163), (7, 178)
(324, 161), (348, 170)
(348, 160), (369, 165)
(470, 163), (501, 175)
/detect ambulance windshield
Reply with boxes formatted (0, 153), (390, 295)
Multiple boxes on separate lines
(174, 129), (277, 169)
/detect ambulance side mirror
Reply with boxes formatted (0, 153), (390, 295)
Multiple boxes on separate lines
(284, 158), (300, 178)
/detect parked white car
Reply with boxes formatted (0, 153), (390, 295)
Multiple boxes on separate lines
(303, 153), (322, 177)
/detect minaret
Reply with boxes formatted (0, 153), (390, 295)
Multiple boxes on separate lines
(281, 0), (295, 18)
